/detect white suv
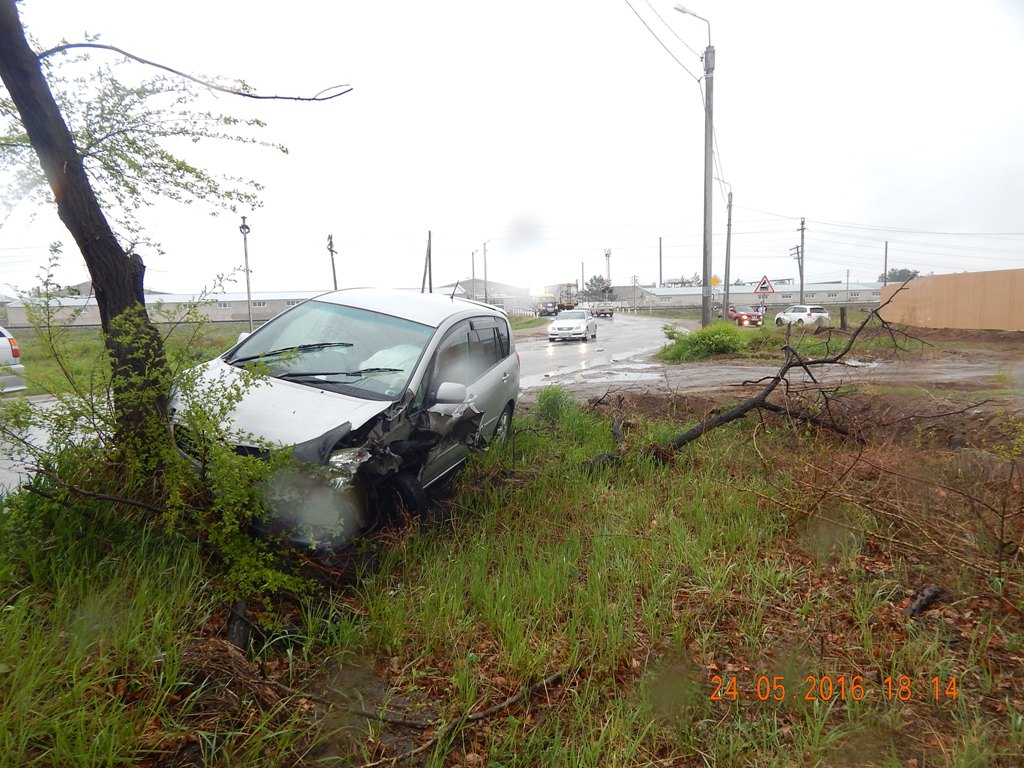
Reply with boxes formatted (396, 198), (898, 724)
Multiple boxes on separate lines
(775, 305), (830, 327)
(0, 326), (26, 393)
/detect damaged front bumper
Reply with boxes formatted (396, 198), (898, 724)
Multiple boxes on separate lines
(176, 392), (488, 551)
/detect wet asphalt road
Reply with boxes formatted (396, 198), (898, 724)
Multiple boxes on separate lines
(517, 311), (677, 390)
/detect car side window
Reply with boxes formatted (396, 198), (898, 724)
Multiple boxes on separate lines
(431, 321), (473, 391)
(423, 316), (510, 405)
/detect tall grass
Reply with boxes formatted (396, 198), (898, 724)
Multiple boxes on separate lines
(2, 382), (1019, 765)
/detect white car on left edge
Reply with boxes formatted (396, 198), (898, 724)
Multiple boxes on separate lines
(172, 288), (520, 549)
(548, 309), (598, 342)
(0, 326), (26, 393)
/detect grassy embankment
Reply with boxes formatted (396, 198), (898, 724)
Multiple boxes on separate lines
(1, 319), (1021, 765)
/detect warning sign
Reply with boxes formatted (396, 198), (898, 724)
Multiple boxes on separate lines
(753, 275), (775, 294)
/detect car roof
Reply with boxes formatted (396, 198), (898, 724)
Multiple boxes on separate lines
(311, 288), (506, 328)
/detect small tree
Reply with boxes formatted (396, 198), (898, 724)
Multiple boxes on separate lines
(0, 0), (347, 474)
(879, 267), (919, 283)
(582, 274), (611, 301)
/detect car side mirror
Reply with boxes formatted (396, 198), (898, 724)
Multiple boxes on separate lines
(435, 381), (468, 404)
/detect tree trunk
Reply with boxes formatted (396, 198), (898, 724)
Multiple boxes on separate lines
(0, 0), (171, 456)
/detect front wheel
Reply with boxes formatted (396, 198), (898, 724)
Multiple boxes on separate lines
(797, 319), (805, 325)
(493, 404), (514, 443)
(775, 317), (784, 326)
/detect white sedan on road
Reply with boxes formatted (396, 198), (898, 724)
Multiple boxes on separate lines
(548, 309), (598, 342)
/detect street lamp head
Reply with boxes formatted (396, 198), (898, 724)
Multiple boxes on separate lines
(239, 215), (251, 236)
(674, 4), (711, 46)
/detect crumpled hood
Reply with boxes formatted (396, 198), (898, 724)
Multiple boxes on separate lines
(175, 357), (394, 448)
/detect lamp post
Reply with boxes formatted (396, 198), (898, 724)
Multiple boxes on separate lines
(715, 177), (732, 321)
(674, 4), (714, 327)
(483, 240), (490, 303)
(239, 216), (253, 332)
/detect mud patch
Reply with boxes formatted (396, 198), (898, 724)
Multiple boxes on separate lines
(307, 657), (440, 765)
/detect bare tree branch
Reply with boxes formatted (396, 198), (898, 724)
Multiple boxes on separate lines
(38, 42), (353, 101)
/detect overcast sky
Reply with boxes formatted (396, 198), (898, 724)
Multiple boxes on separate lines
(3, 0), (1023, 297)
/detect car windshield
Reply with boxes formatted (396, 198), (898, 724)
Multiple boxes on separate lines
(225, 300), (434, 399)
(735, 305), (756, 313)
(557, 310), (586, 320)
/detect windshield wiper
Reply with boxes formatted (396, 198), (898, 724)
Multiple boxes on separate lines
(228, 342), (353, 365)
(276, 367), (404, 380)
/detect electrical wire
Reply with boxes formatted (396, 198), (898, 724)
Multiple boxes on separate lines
(621, 0), (701, 82)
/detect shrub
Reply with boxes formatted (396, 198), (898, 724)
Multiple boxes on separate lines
(658, 322), (746, 362)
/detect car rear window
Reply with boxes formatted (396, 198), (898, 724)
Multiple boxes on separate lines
(809, 306), (826, 313)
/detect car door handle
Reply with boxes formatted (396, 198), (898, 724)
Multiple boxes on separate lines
(501, 372), (510, 382)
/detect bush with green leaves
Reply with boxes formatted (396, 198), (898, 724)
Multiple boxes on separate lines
(1, 277), (315, 598)
(657, 322), (747, 362)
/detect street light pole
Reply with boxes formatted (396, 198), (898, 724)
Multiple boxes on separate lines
(483, 240), (489, 303)
(716, 178), (733, 321)
(471, 250), (477, 300)
(239, 216), (253, 332)
(675, 5), (714, 327)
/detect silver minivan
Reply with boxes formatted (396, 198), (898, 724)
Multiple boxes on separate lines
(173, 289), (520, 548)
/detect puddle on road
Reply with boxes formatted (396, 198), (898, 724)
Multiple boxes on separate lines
(522, 365), (665, 390)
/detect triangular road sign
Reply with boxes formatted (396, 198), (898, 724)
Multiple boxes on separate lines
(754, 275), (775, 294)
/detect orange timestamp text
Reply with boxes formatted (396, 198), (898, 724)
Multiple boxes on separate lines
(710, 674), (958, 703)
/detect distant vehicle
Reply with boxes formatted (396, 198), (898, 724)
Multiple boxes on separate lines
(718, 304), (764, 327)
(0, 326), (26, 393)
(548, 309), (597, 342)
(775, 305), (830, 326)
(554, 283), (578, 311)
(537, 300), (559, 317)
(590, 302), (616, 317)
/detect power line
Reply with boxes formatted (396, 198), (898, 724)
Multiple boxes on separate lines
(621, 0), (701, 81)
(641, 0), (702, 59)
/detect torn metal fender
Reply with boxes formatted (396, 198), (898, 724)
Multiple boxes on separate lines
(425, 400), (486, 450)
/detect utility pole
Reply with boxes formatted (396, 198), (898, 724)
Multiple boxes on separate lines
(421, 231), (431, 293)
(722, 188), (733, 319)
(471, 250), (476, 299)
(798, 217), (806, 303)
(581, 261), (585, 297)
(483, 240), (489, 303)
(790, 244), (802, 298)
(700, 45), (716, 327)
(883, 240), (889, 286)
(326, 234), (338, 291)
(674, 5), (715, 324)
(657, 239), (662, 287)
(605, 248), (611, 286)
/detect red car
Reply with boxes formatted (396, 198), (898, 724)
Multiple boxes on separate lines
(718, 304), (764, 327)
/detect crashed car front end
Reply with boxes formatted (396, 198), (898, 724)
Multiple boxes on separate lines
(175, 380), (486, 551)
